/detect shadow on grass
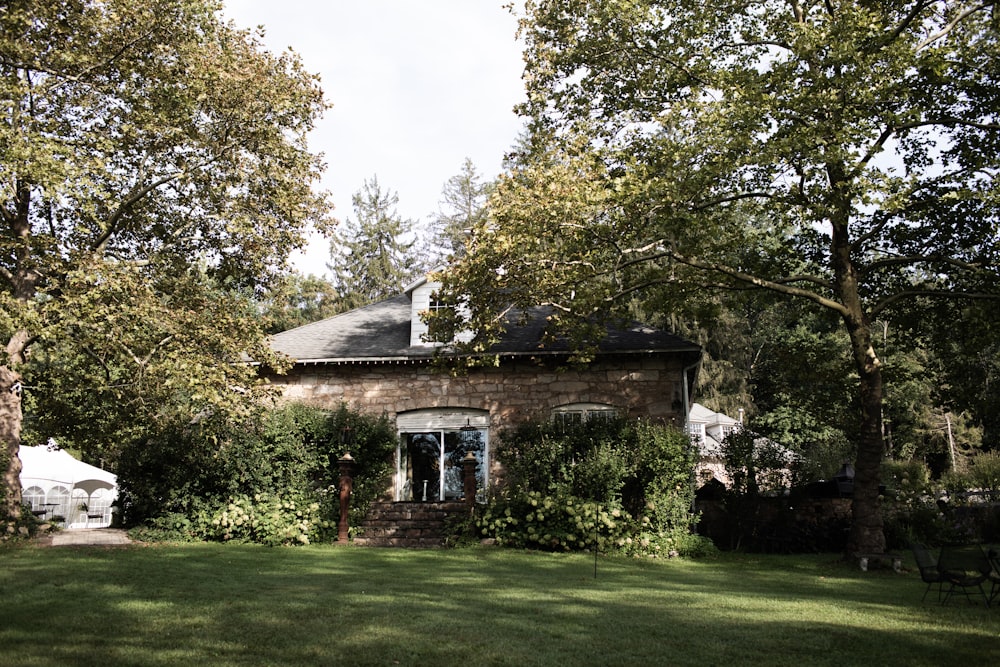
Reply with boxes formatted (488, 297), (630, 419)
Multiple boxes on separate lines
(1, 543), (997, 666)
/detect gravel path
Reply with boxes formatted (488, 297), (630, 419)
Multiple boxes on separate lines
(41, 528), (132, 547)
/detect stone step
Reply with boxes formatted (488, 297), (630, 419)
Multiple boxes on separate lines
(355, 501), (469, 548)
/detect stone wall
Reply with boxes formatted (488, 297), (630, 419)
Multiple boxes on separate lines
(267, 354), (689, 432)
(267, 353), (690, 506)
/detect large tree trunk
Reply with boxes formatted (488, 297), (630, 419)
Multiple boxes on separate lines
(827, 164), (886, 555)
(845, 329), (887, 555)
(3, 179), (38, 530)
(1, 365), (24, 530)
(2, 329), (31, 531)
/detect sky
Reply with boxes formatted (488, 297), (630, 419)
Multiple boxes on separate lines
(221, 1), (528, 276)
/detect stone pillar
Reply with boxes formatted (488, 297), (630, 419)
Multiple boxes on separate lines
(462, 451), (478, 512)
(337, 452), (355, 543)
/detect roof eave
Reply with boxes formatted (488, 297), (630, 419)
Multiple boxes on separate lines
(285, 345), (701, 366)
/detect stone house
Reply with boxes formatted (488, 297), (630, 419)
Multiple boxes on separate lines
(265, 276), (702, 509)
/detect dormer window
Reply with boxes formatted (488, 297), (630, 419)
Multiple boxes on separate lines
(408, 280), (445, 347)
(406, 275), (473, 347)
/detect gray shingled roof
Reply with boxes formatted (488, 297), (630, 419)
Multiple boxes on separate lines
(269, 294), (700, 364)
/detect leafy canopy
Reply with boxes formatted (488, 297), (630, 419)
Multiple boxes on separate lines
(1, 0), (330, 485)
(439, 0), (998, 336)
(433, 0), (999, 554)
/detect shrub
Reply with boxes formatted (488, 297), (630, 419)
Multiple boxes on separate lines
(722, 429), (792, 497)
(197, 492), (327, 545)
(965, 451), (1000, 500)
(880, 459), (947, 548)
(476, 491), (632, 552)
(467, 418), (703, 557)
(934, 452), (1000, 543)
(118, 402), (396, 545)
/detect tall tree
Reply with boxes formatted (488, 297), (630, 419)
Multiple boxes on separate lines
(434, 0), (1000, 554)
(1, 0), (330, 525)
(22, 266), (278, 463)
(896, 296), (1000, 450)
(328, 176), (419, 308)
(425, 158), (493, 261)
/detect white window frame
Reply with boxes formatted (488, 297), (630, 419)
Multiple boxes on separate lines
(688, 422), (706, 445)
(551, 403), (620, 427)
(395, 409), (490, 502)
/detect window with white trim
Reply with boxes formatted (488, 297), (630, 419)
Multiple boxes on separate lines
(22, 486), (45, 514)
(396, 409), (489, 502)
(551, 403), (619, 428)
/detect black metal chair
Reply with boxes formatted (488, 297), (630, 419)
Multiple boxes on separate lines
(910, 542), (946, 603)
(986, 547), (1000, 605)
(938, 544), (992, 607)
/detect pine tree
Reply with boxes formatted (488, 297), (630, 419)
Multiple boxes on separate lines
(423, 158), (492, 264)
(328, 176), (419, 308)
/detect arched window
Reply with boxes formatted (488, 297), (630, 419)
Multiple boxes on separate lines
(395, 409), (489, 502)
(46, 486), (71, 525)
(89, 488), (113, 527)
(22, 486), (45, 515)
(71, 488), (88, 527)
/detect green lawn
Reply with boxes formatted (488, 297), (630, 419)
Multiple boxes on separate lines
(2, 542), (998, 666)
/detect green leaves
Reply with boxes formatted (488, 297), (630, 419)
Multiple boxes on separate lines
(439, 1), (1000, 554)
(2, 0), (330, 293)
(2, 0), (331, 487)
(117, 402), (398, 543)
(468, 416), (702, 556)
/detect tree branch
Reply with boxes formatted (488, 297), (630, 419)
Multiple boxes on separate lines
(668, 249), (850, 317)
(5, 24), (160, 97)
(866, 253), (983, 273)
(916, 2), (995, 52)
(872, 288), (1000, 316)
(92, 171), (185, 255)
(790, 0), (805, 22)
(692, 190), (776, 211)
(878, 1), (935, 49)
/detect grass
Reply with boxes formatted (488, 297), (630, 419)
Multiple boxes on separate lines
(2, 542), (998, 666)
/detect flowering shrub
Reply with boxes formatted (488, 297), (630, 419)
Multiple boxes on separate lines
(473, 490), (716, 558)
(464, 418), (711, 557)
(120, 402), (395, 545)
(476, 491), (632, 551)
(880, 459), (946, 547)
(136, 492), (330, 545)
(201, 493), (328, 545)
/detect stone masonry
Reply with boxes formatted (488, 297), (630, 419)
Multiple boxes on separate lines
(268, 354), (689, 433)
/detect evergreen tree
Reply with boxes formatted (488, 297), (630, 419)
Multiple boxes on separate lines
(328, 176), (419, 308)
(424, 158), (493, 263)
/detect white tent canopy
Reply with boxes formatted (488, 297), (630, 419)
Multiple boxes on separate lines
(19, 444), (117, 529)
